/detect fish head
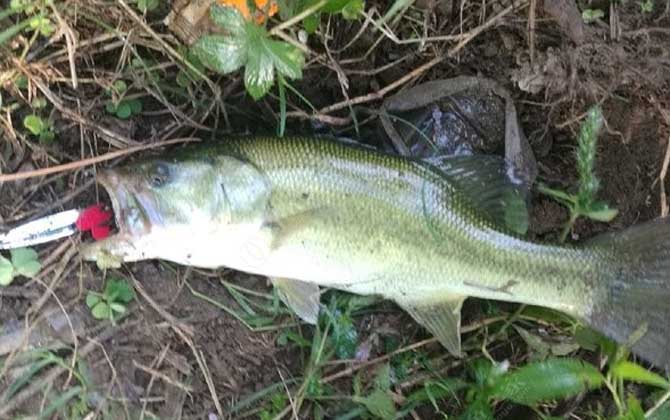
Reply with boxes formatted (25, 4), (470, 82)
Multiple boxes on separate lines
(80, 156), (232, 264)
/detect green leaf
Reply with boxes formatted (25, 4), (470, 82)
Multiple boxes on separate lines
(584, 200), (618, 222)
(39, 385), (83, 419)
(490, 358), (604, 405)
(582, 8), (604, 23)
(321, 0), (357, 13)
(23, 114), (44, 135)
(91, 302), (111, 320)
(460, 397), (494, 420)
(29, 16), (54, 36)
(615, 395), (645, 420)
(105, 102), (117, 114)
(574, 326), (618, 359)
(137, 0), (159, 12)
(193, 35), (247, 74)
(39, 130), (55, 144)
(374, 363), (392, 391)
(85, 293), (101, 308)
(303, 13), (320, 33)
(109, 302), (127, 314)
(10, 0), (27, 11)
(276, 329), (311, 347)
(115, 102), (132, 119)
(112, 80), (127, 94)
(537, 184), (576, 207)
(648, 399), (670, 420)
(5, 356), (55, 399)
(0, 255), (15, 286)
(639, 0), (654, 13)
(127, 99), (143, 114)
(31, 97), (47, 109)
(104, 278), (134, 303)
(469, 358), (497, 387)
(194, 5), (305, 101)
(328, 308), (358, 359)
(39, 21), (55, 36)
(0, 16), (33, 47)
(242, 24), (304, 100)
(550, 341), (580, 356)
(341, 0), (364, 19)
(10, 247), (41, 277)
(245, 35), (275, 100)
(210, 4), (246, 37)
(178, 50), (205, 84)
(403, 378), (468, 409)
(611, 361), (670, 389)
(264, 38), (304, 80)
(355, 389), (396, 420)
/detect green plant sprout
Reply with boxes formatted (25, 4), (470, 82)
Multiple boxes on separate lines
(639, 0), (654, 13)
(23, 113), (55, 143)
(86, 276), (135, 323)
(582, 8), (605, 23)
(0, 247), (41, 286)
(539, 106), (618, 241)
(105, 80), (143, 119)
(0, 0), (55, 47)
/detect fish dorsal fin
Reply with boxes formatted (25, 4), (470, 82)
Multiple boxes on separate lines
(423, 155), (529, 235)
(271, 277), (321, 324)
(397, 294), (467, 357)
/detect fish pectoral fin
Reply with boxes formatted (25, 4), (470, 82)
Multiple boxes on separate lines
(263, 207), (329, 250)
(271, 277), (321, 324)
(397, 294), (466, 357)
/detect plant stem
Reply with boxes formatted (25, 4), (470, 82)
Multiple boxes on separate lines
(269, 0), (328, 36)
(560, 212), (578, 243)
(604, 375), (625, 415)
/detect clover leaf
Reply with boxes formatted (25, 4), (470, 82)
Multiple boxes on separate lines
(0, 248), (41, 286)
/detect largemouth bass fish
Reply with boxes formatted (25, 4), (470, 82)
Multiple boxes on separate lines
(81, 136), (670, 368)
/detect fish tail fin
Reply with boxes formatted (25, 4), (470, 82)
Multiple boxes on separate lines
(586, 218), (670, 369)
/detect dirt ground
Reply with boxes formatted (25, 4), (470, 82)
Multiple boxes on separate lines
(1, 0), (670, 419)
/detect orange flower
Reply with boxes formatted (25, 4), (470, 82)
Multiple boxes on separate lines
(218, 0), (278, 24)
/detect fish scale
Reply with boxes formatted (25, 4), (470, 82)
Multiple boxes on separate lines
(219, 138), (595, 307)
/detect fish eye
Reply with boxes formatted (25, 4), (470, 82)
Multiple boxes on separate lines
(149, 162), (170, 188)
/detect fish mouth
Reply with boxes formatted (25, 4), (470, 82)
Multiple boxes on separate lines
(96, 170), (156, 239)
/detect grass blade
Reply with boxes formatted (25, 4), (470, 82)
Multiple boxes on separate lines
(611, 361), (670, 389)
(38, 386), (83, 419)
(0, 18), (34, 47)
